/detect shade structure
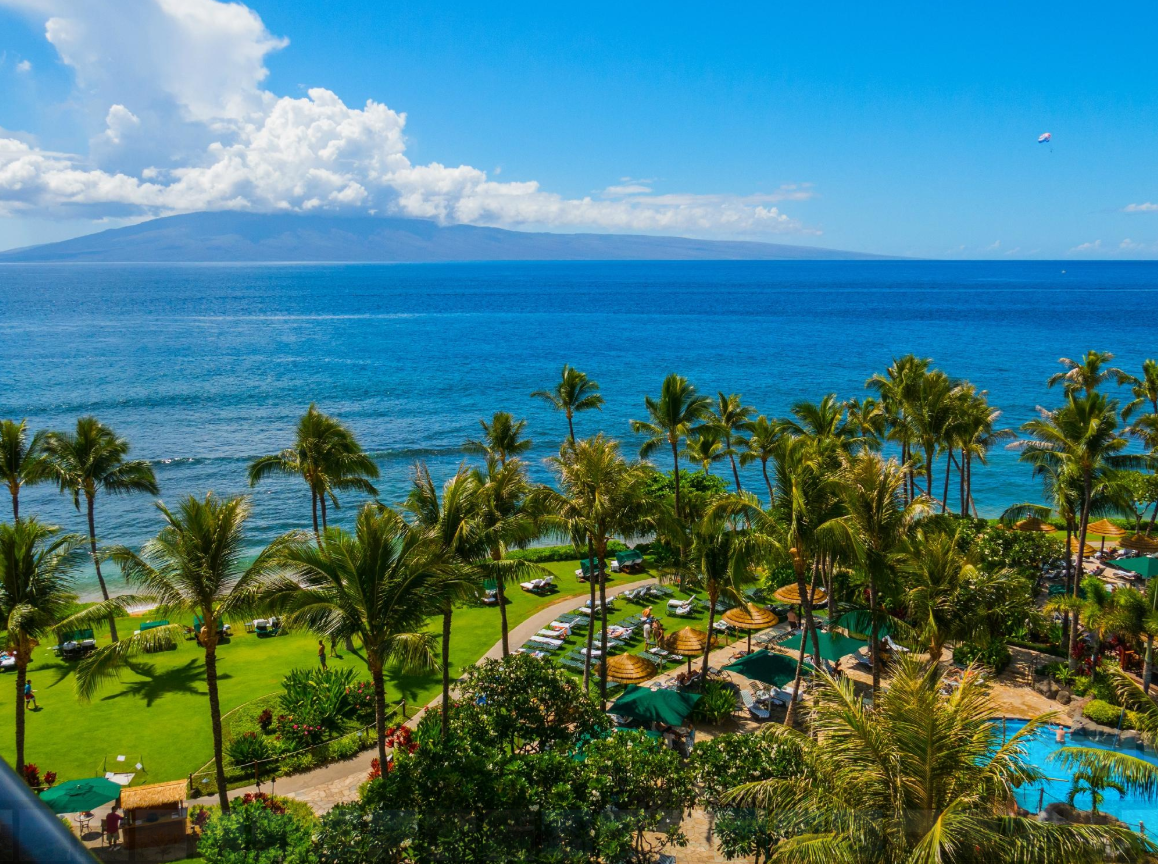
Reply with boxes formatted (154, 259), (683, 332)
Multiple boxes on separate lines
(1013, 517), (1055, 532)
(780, 630), (866, 663)
(39, 777), (121, 814)
(610, 684), (700, 727)
(600, 652), (657, 684)
(772, 584), (828, 606)
(664, 626), (714, 656)
(723, 649), (797, 687)
(1068, 539), (1098, 557)
(1088, 519), (1126, 537)
(832, 610), (897, 640)
(722, 603), (780, 652)
(615, 549), (644, 566)
(1114, 557), (1158, 579)
(1121, 534), (1158, 553)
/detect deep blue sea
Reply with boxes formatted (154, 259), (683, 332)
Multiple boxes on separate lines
(1, 260), (1155, 597)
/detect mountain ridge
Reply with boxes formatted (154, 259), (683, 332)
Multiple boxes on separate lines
(0, 211), (887, 263)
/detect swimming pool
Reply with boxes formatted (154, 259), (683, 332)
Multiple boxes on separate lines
(1002, 718), (1158, 832)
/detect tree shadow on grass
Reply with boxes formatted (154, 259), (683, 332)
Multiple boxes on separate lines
(98, 659), (228, 708)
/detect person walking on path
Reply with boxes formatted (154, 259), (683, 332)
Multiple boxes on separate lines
(317, 641), (328, 670)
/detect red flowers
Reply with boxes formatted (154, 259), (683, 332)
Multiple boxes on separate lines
(22, 764), (54, 788)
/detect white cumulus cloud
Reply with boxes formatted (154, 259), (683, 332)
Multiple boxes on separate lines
(15, 59), (31, 72)
(0, 0), (813, 236)
(1124, 202), (1158, 213)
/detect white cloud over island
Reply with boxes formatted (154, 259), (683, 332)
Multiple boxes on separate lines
(0, 0), (813, 237)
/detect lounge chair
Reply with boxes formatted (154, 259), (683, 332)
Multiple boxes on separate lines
(741, 690), (771, 720)
(520, 578), (546, 592)
(529, 635), (564, 649)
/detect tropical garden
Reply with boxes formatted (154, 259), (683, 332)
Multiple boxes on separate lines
(6, 350), (1158, 860)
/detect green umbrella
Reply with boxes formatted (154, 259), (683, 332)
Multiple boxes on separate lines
(1114, 557), (1158, 579)
(39, 777), (121, 814)
(610, 684), (701, 727)
(723, 650), (797, 687)
(780, 630), (866, 663)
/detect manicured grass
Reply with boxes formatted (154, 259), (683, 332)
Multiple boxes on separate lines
(0, 558), (637, 785)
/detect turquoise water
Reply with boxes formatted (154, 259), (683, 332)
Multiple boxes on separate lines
(1, 260), (1156, 595)
(1004, 719), (1158, 831)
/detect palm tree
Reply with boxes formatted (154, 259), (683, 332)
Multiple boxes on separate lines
(464, 411), (532, 467)
(953, 384), (1013, 516)
(900, 528), (982, 660)
(0, 419), (47, 520)
(269, 504), (450, 769)
(1121, 358), (1158, 421)
(833, 451), (926, 697)
(65, 494), (295, 810)
(248, 404), (379, 539)
(0, 519), (85, 775)
(531, 365), (605, 443)
(909, 369), (955, 501)
(867, 354), (930, 503)
(546, 435), (652, 703)
(1048, 349), (1131, 396)
(471, 458), (549, 657)
(404, 465), (484, 738)
(739, 415), (781, 504)
(729, 658), (1152, 864)
(1017, 393), (1144, 667)
(710, 393), (754, 492)
(630, 374), (711, 519)
(843, 396), (885, 452)
(782, 394), (861, 453)
(682, 427), (726, 476)
(41, 417), (159, 642)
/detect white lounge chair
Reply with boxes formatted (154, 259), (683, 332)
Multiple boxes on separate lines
(520, 579), (545, 592)
(529, 635), (564, 649)
(740, 689), (771, 720)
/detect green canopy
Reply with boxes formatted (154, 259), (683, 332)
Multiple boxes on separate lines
(610, 684), (701, 727)
(579, 559), (604, 577)
(780, 630), (866, 663)
(723, 650), (797, 687)
(1114, 557), (1158, 579)
(39, 777), (121, 814)
(833, 610), (897, 640)
(616, 549), (643, 565)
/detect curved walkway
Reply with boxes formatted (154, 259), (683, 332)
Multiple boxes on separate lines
(190, 575), (658, 811)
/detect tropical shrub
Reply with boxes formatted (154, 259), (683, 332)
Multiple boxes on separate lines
(277, 752), (316, 777)
(197, 797), (314, 864)
(1083, 699), (1134, 729)
(315, 802), (410, 864)
(953, 640), (1011, 673)
(508, 539), (628, 563)
(279, 667), (360, 732)
(257, 708), (274, 732)
(227, 732), (272, 768)
(971, 527), (1063, 578)
(690, 680), (737, 724)
(21, 764), (55, 788)
(326, 735), (362, 762)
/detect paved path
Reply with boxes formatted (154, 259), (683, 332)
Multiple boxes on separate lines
(190, 575), (658, 811)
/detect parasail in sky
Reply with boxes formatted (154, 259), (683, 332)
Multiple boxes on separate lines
(1037, 132), (1052, 144)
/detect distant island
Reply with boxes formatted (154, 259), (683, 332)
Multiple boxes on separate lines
(0, 211), (885, 263)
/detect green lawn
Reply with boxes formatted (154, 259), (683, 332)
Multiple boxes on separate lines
(0, 558), (638, 785)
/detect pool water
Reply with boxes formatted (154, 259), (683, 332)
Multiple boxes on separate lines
(1002, 719), (1158, 832)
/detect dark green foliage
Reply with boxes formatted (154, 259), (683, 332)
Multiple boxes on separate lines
(226, 731), (271, 768)
(508, 540), (628, 563)
(316, 802), (410, 864)
(953, 640), (1012, 673)
(971, 527), (1064, 578)
(1083, 699), (1135, 729)
(690, 679), (737, 724)
(198, 798), (315, 864)
(278, 667), (362, 732)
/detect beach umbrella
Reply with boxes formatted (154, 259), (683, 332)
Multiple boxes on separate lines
(1114, 557), (1158, 579)
(1121, 534), (1158, 554)
(772, 584), (828, 606)
(722, 603), (779, 652)
(1012, 517), (1055, 532)
(1087, 519), (1126, 552)
(610, 684), (700, 727)
(664, 627), (715, 674)
(38, 777), (121, 814)
(723, 649), (797, 688)
(1068, 539), (1098, 557)
(600, 652), (657, 685)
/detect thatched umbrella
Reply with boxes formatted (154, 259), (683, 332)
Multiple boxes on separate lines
(600, 652), (657, 685)
(1068, 538), (1099, 558)
(664, 627), (715, 674)
(1087, 519), (1126, 553)
(1121, 533), (1158, 554)
(1013, 516), (1055, 532)
(722, 603), (780, 653)
(772, 583), (828, 606)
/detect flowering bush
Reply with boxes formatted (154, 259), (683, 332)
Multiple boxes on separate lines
(22, 764), (54, 788)
(257, 708), (275, 733)
(274, 713), (326, 749)
(367, 757), (395, 781)
(239, 792), (286, 814)
(384, 725), (416, 754)
(44, 771), (57, 787)
(346, 679), (376, 721)
(227, 731), (272, 767)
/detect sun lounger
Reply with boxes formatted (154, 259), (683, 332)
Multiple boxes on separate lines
(529, 635), (564, 649)
(740, 689), (771, 720)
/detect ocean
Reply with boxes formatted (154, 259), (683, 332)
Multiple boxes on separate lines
(1, 259), (1155, 597)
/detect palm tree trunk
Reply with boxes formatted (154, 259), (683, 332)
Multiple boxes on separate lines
(494, 549), (510, 657)
(805, 565), (821, 665)
(729, 451), (743, 494)
(14, 659), (26, 776)
(370, 661), (389, 771)
(440, 604), (453, 740)
(87, 492), (118, 642)
(204, 641), (229, 811)
(597, 544), (609, 708)
(869, 577), (880, 697)
(761, 460), (773, 506)
(925, 447), (935, 500)
(1061, 524), (1073, 652)
(583, 536), (596, 692)
(941, 451), (951, 513)
(10, 485), (17, 521)
(670, 438), (682, 518)
(702, 588), (718, 684)
(567, 413), (575, 444)
(1069, 476), (1093, 670)
(311, 490), (320, 540)
(320, 495), (328, 531)
(785, 619), (808, 727)
(1144, 634), (1154, 695)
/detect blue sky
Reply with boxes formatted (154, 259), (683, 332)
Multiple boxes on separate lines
(1, 0), (1156, 257)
